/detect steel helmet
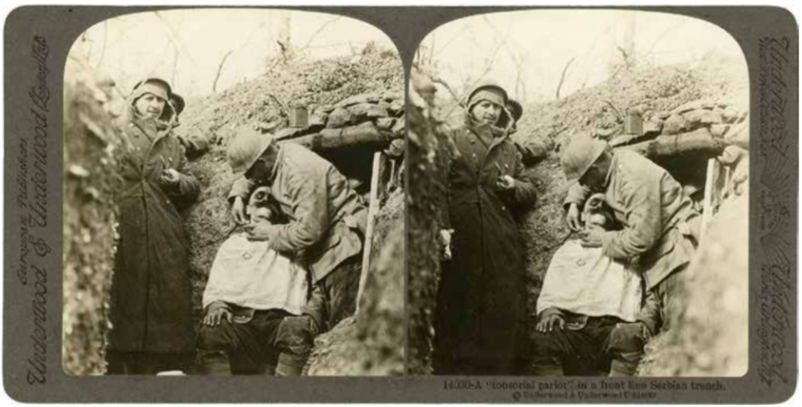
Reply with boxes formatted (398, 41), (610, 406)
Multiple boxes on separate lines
(507, 99), (523, 122)
(131, 77), (172, 102)
(466, 80), (508, 108)
(560, 134), (608, 184)
(227, 126), (274, 178)
(170, 93), (185, 116)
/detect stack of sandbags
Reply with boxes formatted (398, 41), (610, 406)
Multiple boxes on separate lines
(274, 91), (405, 154)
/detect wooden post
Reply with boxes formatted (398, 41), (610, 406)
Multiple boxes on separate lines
(700, 158), (720, 241)
(356, 152), (386, 314)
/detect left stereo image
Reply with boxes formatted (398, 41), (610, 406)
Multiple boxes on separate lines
(63, 8), (405, 377)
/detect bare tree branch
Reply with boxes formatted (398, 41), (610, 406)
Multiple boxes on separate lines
(555, 57), (576, 100)
(411, 61), (461, 104)
(94, 21), (108, 70)
(171, 46), (179, 85)
(441, 39), (504, 118)
(432, 22), (471, 59)
(617, 46), (631, 68)
(154, 11), (200, 67)
(212, 50), (234, 93)
(481, 16), (531, 102)
(300, 16), (342, 51)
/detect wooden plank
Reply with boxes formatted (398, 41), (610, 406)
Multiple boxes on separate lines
(700, 158), (719, 241)
(355, 152), (386, 314)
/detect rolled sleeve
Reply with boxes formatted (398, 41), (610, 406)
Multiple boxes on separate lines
(564, 183), (591, 211)
(228, 176), (254, 205)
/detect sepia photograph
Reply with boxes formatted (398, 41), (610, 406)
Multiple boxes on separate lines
(408, 9), (750, 377)
(1, 3), (797, 403)
(62, 8), (405, 377)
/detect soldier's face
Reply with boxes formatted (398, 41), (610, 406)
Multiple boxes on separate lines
(579, 166), (607, 192)
(134, 93), (166, 119)
(245, 155), (276, 184)
(471, 101), (502, 125)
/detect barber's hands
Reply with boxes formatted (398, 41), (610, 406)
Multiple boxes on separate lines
(579, 225), (605, 248)
(536, 309), (565, 333)
(496, 175), (515, 191)
(245, 222), (272, 241)
(203, 302), (232, 326)
(231, 196), (247, 225)
(565, 203), (582, 232)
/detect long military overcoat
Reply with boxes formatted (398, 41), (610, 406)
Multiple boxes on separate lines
(108, 105), (200, 354)
(436, 115), (537, 374)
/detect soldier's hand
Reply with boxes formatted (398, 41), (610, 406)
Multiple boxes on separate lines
(231, 196), (247, 225)
(536, 313), (565, 333)
(579, 226), (605, 248)
(203, 306), (232, 326)
(496, 175), (515, 191)
(439, 229), (454, 261)
(161, 168), (180, 185)
(565, 203), (582, 231)
(245, 223), (271, 241)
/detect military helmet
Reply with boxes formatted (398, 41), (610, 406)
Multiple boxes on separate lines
(507, 99), (523, 122)
(131, 77), (172, 101)
(170, 93), (185, 116)
(227, 126), (274, 178)
(466, 80), (509, 108)
(560, 134), (608, 184)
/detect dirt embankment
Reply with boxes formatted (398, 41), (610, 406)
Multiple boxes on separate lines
(63, 69), (123, 375)
(406, 76), (456, 375)
(638, 193), (748, 376)
(305, 190), (405, 376)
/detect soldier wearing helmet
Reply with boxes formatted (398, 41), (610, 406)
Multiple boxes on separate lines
(107, 78), (201, 374)
(556, 134), (700, 374)
(225, 127), (367, 375)
(433, 81), (537, 375)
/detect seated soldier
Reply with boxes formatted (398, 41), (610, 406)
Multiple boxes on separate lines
(197, 186), (310, 376)
(532, 194), (655, 376)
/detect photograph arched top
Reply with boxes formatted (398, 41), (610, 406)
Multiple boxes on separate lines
(62, 7), (405, 378)
(415, 9), (747, 111)
(67, 8), (400, 97)
(408, 8), (751, 379)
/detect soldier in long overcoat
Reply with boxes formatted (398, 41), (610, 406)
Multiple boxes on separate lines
(434, 82), (537, 375)
(106, 78), (201, 374)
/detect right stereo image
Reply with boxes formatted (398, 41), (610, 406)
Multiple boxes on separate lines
(407, 9), (750, 377)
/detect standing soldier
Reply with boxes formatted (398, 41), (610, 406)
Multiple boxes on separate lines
(107, 78), (200, 374)
(434, 81), (537, 375)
